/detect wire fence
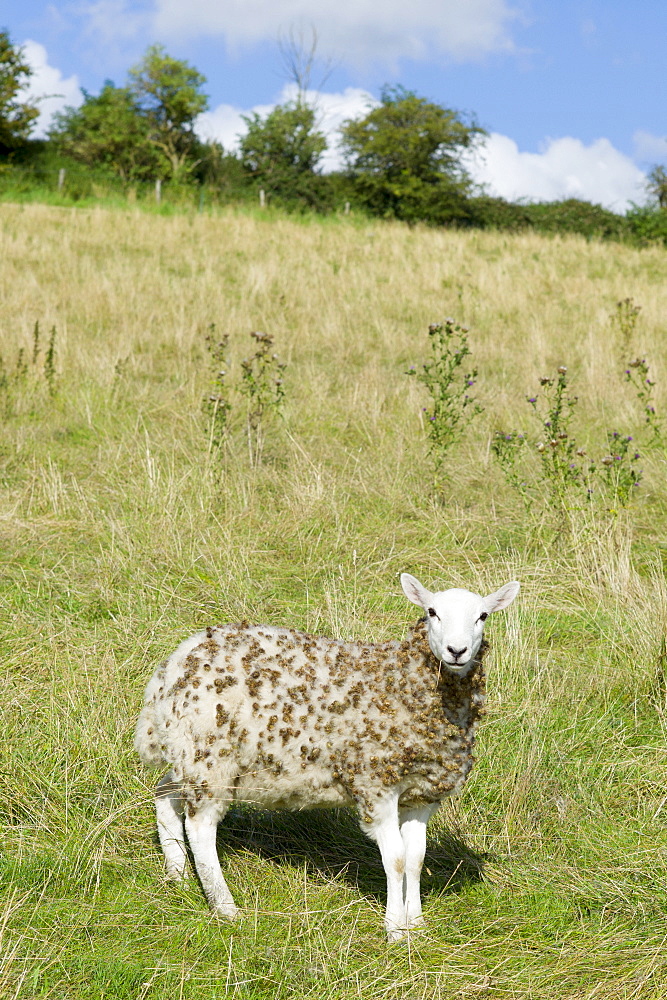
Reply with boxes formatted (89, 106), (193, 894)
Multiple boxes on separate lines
(0, 163), (261, 210)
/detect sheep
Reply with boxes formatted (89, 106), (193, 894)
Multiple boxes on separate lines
(135, 573), (520, 941)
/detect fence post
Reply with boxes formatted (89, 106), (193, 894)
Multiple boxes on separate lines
(344, 201), (350, 215)
(259, 188), (265, 208)
(155, 178), (162, 204)
(57, 168), (65, 192)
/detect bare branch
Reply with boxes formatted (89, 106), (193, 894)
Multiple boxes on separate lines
(277, 23), (335, 105)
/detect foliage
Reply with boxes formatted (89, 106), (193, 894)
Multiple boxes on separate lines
(407, 319), (482, 470)
(49, 82), (160, 181)
(464, 195), (532, 232)
(202, 327), (287, 463)
(625, 203), (667, 246)
(598, 429), (643, 506)
(0, 319), (58, 414)
(520, 198), (629, 240)
(625, 357), (661, 441)
(611, 296), (641, 354)
(129, 44), (208, 179)
(239, 100), (327, 206)
(203, 326), (231, 447)
(0, 30), (39, 153)
(528, 367), (591, 503)
(340, 86), (484, 223)
(239, 330), (287, 463)
(492, 366), (643, 510)
(646, 164), (667, 209)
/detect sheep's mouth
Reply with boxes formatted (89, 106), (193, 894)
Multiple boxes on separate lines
(441, 658), (472, 673)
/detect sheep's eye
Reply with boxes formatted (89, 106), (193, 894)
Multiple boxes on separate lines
(428, 607), (438, 619)
(479, 612), (488, 622)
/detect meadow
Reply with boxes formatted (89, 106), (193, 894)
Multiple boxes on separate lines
(1, 200), (667, 999)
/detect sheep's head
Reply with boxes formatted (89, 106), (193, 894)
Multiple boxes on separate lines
(401, 573), (520, 673)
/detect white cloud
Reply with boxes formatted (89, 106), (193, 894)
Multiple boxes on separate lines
(81, 0), (148, 47)
(152, 0), (519, 66)
(633, 130), (667, 165)
(466, 133), (647, 212)
(21, 40), (82, 138)
(196, 84), (376, 172)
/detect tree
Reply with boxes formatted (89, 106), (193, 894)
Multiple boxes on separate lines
(647, 165), (667, 210)
(49, 82), (159, 180)
(0, 30), (40, 154)
(238, 101), (327, 205)
(340, 86), (485, 223)
(129, 45), (208, 179)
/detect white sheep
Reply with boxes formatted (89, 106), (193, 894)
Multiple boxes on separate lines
(135, 573), (519, 941)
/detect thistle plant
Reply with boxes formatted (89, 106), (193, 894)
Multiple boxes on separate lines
(529, 367), (589, 501)
(44, 325), (57, 395)
(490, 430), (528, 500)
(239, 331), (287, 463)
(612, 297), (641, 354)
(0, 321), (58, 414)
(624, 357), (661, 442)
(597, 430), (642, 505)
(493, 365), (642, 511)
(203, 325), (232, 448)
(406, 319), (483, 471)
(202, 327), (287, 463)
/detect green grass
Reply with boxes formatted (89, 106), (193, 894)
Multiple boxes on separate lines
(1, 202), (667, 998)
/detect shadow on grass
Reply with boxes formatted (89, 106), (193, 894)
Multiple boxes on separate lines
(216, 805), (486, 902)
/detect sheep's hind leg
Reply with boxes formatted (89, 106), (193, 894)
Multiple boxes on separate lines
(184, 798), (238, 919)
(155, 770), (188, 881)
(399, 804), (439, 933)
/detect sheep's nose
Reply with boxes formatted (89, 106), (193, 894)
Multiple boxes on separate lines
(447, 645), (468, 660)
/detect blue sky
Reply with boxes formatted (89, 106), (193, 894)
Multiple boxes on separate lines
(11, 0), (667, 210)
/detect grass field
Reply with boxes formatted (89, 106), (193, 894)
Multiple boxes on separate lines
(1, 200), (667, 999)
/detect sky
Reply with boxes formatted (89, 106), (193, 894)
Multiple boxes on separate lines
(10, 0), (667, 211)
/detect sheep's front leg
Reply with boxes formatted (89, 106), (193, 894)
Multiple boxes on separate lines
(155, 771), (188, 881)
(364, 793), (408, 942)
(184, 801), (238, 919)
(399, 804), (438, 932)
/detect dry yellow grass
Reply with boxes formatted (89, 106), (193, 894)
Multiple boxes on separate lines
(2, 201), (667, 999)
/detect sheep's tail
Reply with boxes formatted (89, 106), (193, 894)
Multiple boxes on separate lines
(134, 661), (168, 767)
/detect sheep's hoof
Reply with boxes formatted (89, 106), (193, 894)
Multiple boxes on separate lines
(164, 867), (188, 883)
(386, 921), (426, 944)
(212, 903), (238, 920)
(386, 927), (408, 943)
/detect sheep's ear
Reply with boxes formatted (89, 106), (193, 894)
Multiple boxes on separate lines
(401, 573), (434, 609)
(483, 581), (520, 613)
